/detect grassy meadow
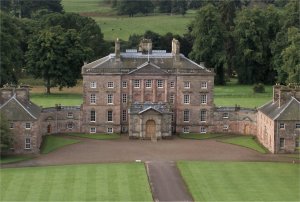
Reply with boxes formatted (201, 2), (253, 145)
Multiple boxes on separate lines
(0, 163), (152, 201)
(68, 133), (120, 140)
(40, 136), (81, 154)
(178, 161), (300, 201)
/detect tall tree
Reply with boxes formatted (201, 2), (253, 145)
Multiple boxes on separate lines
(25, 26), (91, 94)
(0, 12), (23, 86)
(0, 113), (13, 153)
(189, 4), (226, 85)
(115, 0), (154, 17)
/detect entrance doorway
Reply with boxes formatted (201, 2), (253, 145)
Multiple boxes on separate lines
(146, 120), (156, 139)
(47, 124), (52, 133)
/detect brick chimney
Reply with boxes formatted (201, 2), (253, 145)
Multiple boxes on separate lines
(172, 38), (180, 61)
(0, 88), (14, 104)
(15, 88), (29, 103)
(115, 38), (120, 61)
(139, 38), (152, 54)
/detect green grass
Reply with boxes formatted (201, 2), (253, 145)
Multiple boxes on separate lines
(40, 135), (81, 154)
(214, 81), (273, 108)
(62, 0), (114, 14)
(218, 136), (268, 154)
(31, 93), (82, 107)
(0, 155), (34, 164)
(179, 133), (224, 140)
(0, 163), (152, 201)
(68, 133), (120, 140)
(178, 161), (300, 201)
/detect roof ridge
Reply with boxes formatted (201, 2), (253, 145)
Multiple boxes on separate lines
(2, 96), (38, 119)
(273, 97), (299, 120)
(0, 94), (16, 109)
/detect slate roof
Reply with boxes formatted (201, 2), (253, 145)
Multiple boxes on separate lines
(258, 97), (300, 120)
(0, 95), (41, 121)
(82, 52), (212, 74)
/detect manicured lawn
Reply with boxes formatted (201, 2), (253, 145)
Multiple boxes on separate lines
(68, 133), (120, 140)
(179, 133), (223, 140)
(178, 161), (300, 201)
(0, 155), (34, 164)
(31, 93), (82, 107)
(218, 136), (268, 154)
(0, 163), (152, 201)
(40, 135), (81, 154)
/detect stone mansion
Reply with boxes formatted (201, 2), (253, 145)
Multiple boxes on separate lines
(1, 39), (299, 154)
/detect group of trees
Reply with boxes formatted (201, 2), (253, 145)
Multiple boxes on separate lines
(189, 0), (299, 84)
(1, 1), (107, 93)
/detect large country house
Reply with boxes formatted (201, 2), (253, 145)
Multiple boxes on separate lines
(1, 39), (299, 154)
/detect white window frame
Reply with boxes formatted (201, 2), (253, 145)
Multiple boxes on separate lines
(279, 123), (285, 129)
(296, 123), (300, 129)
(145, 80), (152, 88)
(90, 81), (96, 88)
(90, 94), (96, 104)
(122, 81), (127, 88)
(157, 80), (164, 88)
(183, 127), (189, 133)
(200, 110), (206, 122)
(67, 112), (73, 118)
(184, 81), (190, 89)
(107, 81), (114, 88)
(223, 125), (229, 130)
(183, 94), (190, 104)
(10, 122), (14, 129)
(122, 110), (127, 122)
(90, 127), (96, 133)
(25, 138), (31, 149)
(183, 110), (190, 122)
(67, 122), (73, 129)
(169, 94), (175, 104)
(170, 81), (175, 88)
(201, 82), (207, 89)
(25, 122), (31, 129)
(107, 110), (113, 122)
(90, 110), (96, 122)
(107, 127), (113, 133)
(134, 80), (140, 88)
(200, 126), (206, 134)
(107, 94), (113, 104)
(201, 94), (207, 104)
(122, 94), (127, 103)
(223, 112), (229, 119)
(279, 138), (285, 148)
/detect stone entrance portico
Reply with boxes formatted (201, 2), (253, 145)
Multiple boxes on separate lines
(129, 103), (172, 140)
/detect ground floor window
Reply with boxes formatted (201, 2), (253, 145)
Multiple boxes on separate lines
(122, 126), (127, 133)
(295, 138), (299, 148)
(90, 127), (96, 133)
(107, 127), (113, 133)
(25, 138), (31, 149)
(280, 138), (285, 148)
(223, 125), (229, 130)
(200, 126), (206, 134)
(67, 122), (73, 129)
(10, 122), (14, 129)
(183, 126), (189, 133)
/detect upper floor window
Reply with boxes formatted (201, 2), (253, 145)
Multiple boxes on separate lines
(157, 80), (164, 88)
(201, 82), (207, 89)
(223, 112), (229, 119)
(122, 81), (127, 88)
(90, 94), (96, 104)
(183, 110), (190, 122)
(25, 138), (31, 149)
(107, 110), (113, 122)
(107, 81), (114, 88)
(183, 94), (190, 104)
(10, 123), (14, 129)
(200, 110), (206, 122)
(200, 94), (207, 104)
(25, 123), (31, 129)
(145, 80), (152, 88)
(90, 110), (96, 122)
(184, 81), (190, 89)
(169, 94), (175, 104)
(279, 123), (285, 129)
(170, 81), (175, 88)
(67, 112), (73, 118)
(122, 110), (127, 122)
(296, 123), (300, 129)
(122, 94), (127, 103)
(134, 80), (140, 88)
(90, 81), (96, 88)
(107, 94), (113, 104)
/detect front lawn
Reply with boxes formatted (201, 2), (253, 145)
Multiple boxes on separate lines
(179, 133), (223, 140)
(218, 136), (268, 154)
(0, 163), (152, 201)
(68, 133), (120, 140)
(40, 135), (81, 154)
(178, 161), (300, 201)
(0, 155), (34, 164)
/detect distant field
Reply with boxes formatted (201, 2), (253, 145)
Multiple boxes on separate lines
(178, 161), (300, 201)
(62, 0), (195, 41)
(31, 93), (82, 108)
(0, 163), (152, 201)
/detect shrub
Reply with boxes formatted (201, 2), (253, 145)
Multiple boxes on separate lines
(253, 83), (265, 93)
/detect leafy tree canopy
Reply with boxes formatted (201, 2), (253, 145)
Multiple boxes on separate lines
(115, 0), (154, 17)
(0, 113), (13, 153)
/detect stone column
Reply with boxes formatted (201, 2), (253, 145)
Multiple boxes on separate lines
(164, 79), (168, 102)
(129, 80), (132, 103)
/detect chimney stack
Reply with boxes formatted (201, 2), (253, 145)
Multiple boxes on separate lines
(172, 38), (180, 61)
(115, 38), (120, 61)
(139, 38), (152, 54)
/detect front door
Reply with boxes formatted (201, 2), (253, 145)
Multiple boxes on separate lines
(146, 120), (156, 139)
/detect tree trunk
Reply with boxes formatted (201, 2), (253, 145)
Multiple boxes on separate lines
(46, 78), (51, 94)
